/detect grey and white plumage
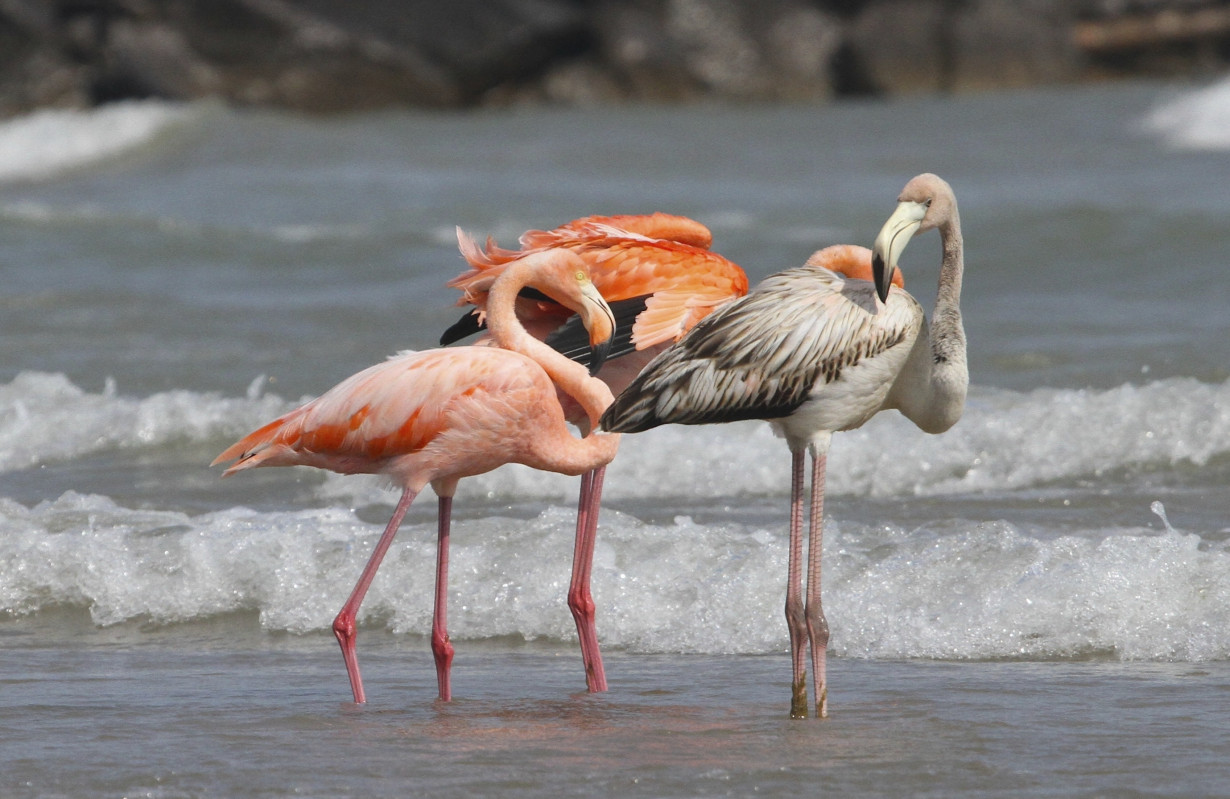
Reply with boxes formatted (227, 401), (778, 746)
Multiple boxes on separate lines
(601, 258), (920, 440)
(601, 173), (968, 719)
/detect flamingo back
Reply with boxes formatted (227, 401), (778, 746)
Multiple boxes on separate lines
(448, 213), (748, 352)
(600, 263), (921, 436)
(806, 244), (905, 289)
(213, 347), (571, 488)
(524, 212), (714, 249)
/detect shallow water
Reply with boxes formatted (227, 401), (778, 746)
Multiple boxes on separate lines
(3, 77), (1230, 796)
(6, 617), (1229, 797)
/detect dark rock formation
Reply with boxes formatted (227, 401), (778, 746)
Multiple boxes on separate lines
(848, 1), (1077, 94)
(0, 0), (1224, 116)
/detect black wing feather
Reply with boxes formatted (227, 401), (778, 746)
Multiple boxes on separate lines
(438, 288), (557, 346)
(544, 295), (650, 368)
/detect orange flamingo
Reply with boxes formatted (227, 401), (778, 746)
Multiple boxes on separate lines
(213, 250), (621, 704)
(438, 213), (748, 684)
(441, 212), (749, 395)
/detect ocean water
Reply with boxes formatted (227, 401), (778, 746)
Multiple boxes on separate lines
(2, 77), (1230, 797)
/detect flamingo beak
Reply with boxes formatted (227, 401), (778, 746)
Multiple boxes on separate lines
(872, 200), (927, 303)
(578, 280), (615, 376)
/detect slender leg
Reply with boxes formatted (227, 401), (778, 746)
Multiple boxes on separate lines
(806, 452), (830, 719)
(568, 466), (608, 692)
(431, 495), (456, 701)
(785, 450), (809, 719)
(333, 486), (417, 704)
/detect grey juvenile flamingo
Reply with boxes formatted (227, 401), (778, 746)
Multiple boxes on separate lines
(600, 174), (968, 718)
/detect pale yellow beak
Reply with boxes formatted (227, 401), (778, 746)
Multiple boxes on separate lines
(872, 200), (927, 302)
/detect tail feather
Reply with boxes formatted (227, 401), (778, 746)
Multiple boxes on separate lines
(212, 412), (303, 475)
(448, 228), (515, 299)
(455, 227), (500, 268)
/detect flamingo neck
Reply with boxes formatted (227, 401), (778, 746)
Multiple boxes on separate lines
(486, 261), (616, 433)
(915, 206), (968, 432)
(890, 201), (968, 434)
(931, 208), (966, 368)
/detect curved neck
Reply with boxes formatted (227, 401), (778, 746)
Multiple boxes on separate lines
(939, 203), (962, 293)
(486, 260), (616, 432)
(931, 208), (966, 368)
(920, 207), (969, 431)
(891, 206), (968, 434)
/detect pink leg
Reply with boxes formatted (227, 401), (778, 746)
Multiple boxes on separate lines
(785, 450), (809, 719)
(568, 466), (608, 692)
(333, 486), (417, 704)
(806, 452), (830, 719)
(431, 495), (456, 701)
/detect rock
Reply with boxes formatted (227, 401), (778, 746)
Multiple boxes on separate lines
(0, 0), (1223, 116)
(604, 0), (843, 101)
(848, 0), (1077, 95)
(94, 20), (222, 103)
(0, 2), (90, 114)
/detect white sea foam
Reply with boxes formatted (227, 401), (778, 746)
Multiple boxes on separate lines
(5, 371), (1230, 500)
(2, 491), (1226, 661)
(835, 511), (1230, 661)
(0, 100), (193, 183)
(0, 371), (291, 472)
(1141, 76), (1230, 150)
(222, 374), (1230, 503)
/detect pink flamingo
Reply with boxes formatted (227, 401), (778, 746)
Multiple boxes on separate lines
(213, 250), (622, 704)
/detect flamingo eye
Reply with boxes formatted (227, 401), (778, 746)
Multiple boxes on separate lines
(575, 270), (587, 282)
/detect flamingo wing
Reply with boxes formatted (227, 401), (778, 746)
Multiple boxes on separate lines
(214, 348), (545, 476)
(600, 266), (916, 432)
(444, 216), (747, 354)
(545, 295), (652, 366)
(449, 212), (710, 293)
(522, 212), (714, 250)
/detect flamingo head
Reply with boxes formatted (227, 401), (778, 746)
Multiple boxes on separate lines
(530, 252), (616, 375)
(872, 173), (954, 302)
(575, 276), (614, 375)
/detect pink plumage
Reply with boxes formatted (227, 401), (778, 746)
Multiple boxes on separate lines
(215, 250), (621, 704)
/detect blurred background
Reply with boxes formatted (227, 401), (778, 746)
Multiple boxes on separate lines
(2, 0), (1229, 115)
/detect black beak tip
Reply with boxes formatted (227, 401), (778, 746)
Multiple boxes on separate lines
(871, 252), (891, 302)
(588, 339), (611, 376)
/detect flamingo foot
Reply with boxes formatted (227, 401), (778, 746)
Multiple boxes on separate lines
(332, 612), (366, 704)
(329, 486), (419, 705)
(431, 629), (455, 701)
(568, 589), (608, 693)
(569, 467), (608, 693)
(790, 673), (808, 720)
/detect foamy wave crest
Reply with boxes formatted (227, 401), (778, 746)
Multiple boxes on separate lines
(1141, 77), (1230, 150)
(0, 372), (291, 472)
(0, 100), (193, 183)
(594, 377), (1230, 500)
(614, 503), (1230, 661)
(3, 492), (1227, 661)
(834, 506), (1230, 661)
(7, 371), (1230, 498)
